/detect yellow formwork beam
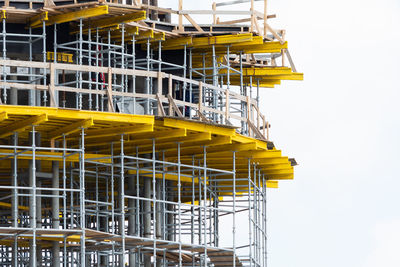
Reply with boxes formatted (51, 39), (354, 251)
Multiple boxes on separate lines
(161, 117), (236, 137)
(192, 33), (253, 47)
(236, 41), (288, 54)
(157, 36), (193, 50)
(48, 118), (94, 140)
(70, 25), (120, 35)
(28, 11), (48, 28)
(83, 124), (154, 139)
(137, 29), (154, 40)
(0, 149), (111, 163)
(0, 201), (29, 211)
(0, 111), (8, 122)
(136, 32), (165, 44)
(85, 11), (145, 29)
(0, 114), (48, 138)
(37, 6), (109, 28)
(0, 105), (154, 126)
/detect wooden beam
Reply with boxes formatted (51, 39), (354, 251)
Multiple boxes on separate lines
(167, 94), (183, 117)
(178, 0), (183, 32)
(156, 94), (166, 116)
(183, 14), (205, 33)
(107, 68), (115, 112)
(264, 23), (284, 44)
(49, 63), (56, 107)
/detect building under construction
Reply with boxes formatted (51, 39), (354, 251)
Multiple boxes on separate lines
(0, 0), (302, 266)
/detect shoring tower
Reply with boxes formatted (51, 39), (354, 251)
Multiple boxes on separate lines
(0, 0), (302, 266)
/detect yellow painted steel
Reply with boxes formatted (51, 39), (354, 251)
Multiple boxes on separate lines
(0, 114), (48, 138)
(0, 201), (29, 211)
(47, 52), (74, 63)
(0, 149), (111, 163)
(48, 118), (94, 139)
(28, 11), (48, 28)
(84, 11), (145, 29)
(0, 106), (294, 184)
(0, 111), (8, 122)
(37, 6), (109, 28)
(136, 32), (165, 44)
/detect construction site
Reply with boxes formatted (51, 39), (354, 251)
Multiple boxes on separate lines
(0, 0), (302, 266)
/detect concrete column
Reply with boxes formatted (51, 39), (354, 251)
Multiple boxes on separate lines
(52, 161), (60, 266)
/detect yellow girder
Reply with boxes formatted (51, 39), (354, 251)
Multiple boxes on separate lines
(136, 32), (165, 44)
(35, 6), (109, 28)
(0, 106), (294, 186)
(28, 11), (48, 28)
(0, 149), (111, 163)
(84, 11), (145, 29)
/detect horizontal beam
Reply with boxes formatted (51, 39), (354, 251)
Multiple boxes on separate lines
(86, 11), (146, 29)
(48, 118), (94, 140)
(0, 114), (48, 138)
(42, 6), (109, 27)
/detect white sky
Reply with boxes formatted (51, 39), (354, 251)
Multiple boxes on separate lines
(164, 0), (400, 266)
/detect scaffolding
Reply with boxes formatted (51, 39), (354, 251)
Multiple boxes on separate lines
(0, 0), (301, 266)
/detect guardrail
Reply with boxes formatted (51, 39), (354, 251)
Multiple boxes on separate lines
(0, 59), (269, 140)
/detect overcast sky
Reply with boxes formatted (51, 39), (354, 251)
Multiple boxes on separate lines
(163, 0), (400, 266)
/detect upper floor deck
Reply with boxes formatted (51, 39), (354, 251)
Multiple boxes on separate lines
(0, 0), (302, 140)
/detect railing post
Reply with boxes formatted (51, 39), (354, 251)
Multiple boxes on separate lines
(49, 63), (56, 107)
(264, 0), (268, 37)
(178, 0), (183, 32)
(225, 89), (229, 123)
(168, 74), (173, 116)
(107, 67), (115, 112)
(198, 81), (203, 113)
(247, 96), (251, 136)
(212, 2), (217, 24)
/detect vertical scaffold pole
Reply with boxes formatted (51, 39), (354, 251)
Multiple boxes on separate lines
(232, 151), (236, 267)
(2, 17), (6, 104)
(120, 135), (126, 267)
(177, 142), (182, 267)
(189, 48), (193, 119)
(145, 38), (150, 114)
(78, 19), (83, 109)
(248, 158), (253, 267)
(52, 156), (60, 267)
(29, 126), (37, 267)
(80, 128), (86, 267)
(152, 138), (157, 267)
(132, 35), (136, 114)
(62, 135), (68, 267)
(12, 132), (18, 267)
(203, 146), (208, 266)
(121, 24), (125, 113)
